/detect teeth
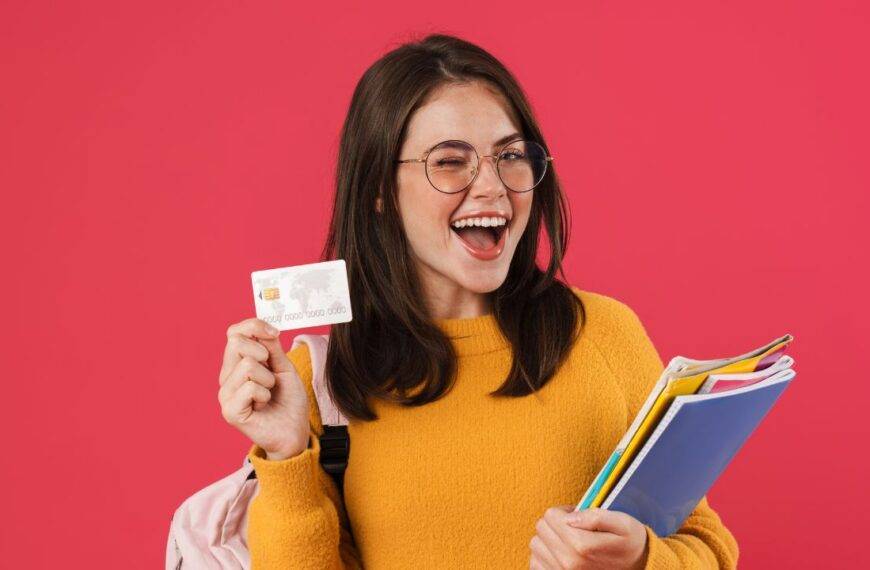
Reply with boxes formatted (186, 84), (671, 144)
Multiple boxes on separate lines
(451, 216), (508, 229)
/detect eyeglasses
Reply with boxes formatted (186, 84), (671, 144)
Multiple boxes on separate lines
(395, 138), (553, 194)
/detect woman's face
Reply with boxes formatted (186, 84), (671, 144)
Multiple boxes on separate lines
(393, 81), (534, 301)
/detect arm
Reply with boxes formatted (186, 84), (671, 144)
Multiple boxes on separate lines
(588, 291), (740, 569)
(246, 343), (362, 570)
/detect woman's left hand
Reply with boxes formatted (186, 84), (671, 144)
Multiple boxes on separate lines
(529, 505), (648, 569)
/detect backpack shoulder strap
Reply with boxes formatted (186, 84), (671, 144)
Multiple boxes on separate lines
(290, 333), (349, 427)
(289, 333), (350, 493)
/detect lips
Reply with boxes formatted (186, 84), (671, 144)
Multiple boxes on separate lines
(451, 222), (509, 261)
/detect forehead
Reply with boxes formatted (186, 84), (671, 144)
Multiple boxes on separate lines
(403, 81), (522, 153)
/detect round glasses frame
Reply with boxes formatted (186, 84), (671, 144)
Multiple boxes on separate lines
(394, 138), (554, 194)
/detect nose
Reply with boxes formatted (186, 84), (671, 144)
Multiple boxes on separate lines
(467, 155), (506, 200)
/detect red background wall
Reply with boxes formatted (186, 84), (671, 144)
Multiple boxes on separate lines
(2, 1), (867, 567)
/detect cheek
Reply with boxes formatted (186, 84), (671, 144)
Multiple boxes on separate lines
(509, 193), (534, 235)
(397, 176), (461, 249)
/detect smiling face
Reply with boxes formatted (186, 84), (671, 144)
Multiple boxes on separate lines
(392, 81), (534, 313)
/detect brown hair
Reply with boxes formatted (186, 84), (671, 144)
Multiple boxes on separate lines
(320, 33), (585, 421)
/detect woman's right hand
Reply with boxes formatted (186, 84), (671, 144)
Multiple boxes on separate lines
(218, 317), (312, 461)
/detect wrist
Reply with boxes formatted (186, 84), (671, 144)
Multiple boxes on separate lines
(264, 435), (312, 461)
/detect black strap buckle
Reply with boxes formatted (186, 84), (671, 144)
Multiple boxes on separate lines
(247, 425), (350, 489)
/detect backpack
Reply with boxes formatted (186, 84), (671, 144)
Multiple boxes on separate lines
(165, 333), (349, 570)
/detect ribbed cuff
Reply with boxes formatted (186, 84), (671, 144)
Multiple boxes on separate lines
(246, 434), (323, 511)
(642, 525), (677, 570)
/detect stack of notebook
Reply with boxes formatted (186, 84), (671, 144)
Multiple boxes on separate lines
(576, 334), (795, 536)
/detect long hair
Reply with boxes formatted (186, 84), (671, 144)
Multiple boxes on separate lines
(320, 33), (585, 421)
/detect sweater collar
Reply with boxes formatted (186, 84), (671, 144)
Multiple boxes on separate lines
(432, 312), (511, 356)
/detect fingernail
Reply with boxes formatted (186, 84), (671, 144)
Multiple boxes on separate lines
(265, 324), (279, 335)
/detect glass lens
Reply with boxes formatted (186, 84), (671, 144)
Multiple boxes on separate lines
(497, 140), (548, 192)
(425, 141), (476, 193)
(423, 139), (549, 193)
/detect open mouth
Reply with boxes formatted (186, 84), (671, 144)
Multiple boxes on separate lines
(451, 223), (506, 249)
(449, 215), (510, 261)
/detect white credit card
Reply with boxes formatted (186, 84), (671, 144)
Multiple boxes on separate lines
(251, 259), (352, 331)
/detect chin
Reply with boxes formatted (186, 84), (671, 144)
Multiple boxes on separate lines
(453, 264), (511, 293)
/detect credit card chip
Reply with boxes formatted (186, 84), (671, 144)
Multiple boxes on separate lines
(259, 287), (280, 301)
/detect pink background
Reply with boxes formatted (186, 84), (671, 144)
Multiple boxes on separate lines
(3, 1), (867, 567)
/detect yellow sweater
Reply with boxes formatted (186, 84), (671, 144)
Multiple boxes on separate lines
(246, 288), (739, 569)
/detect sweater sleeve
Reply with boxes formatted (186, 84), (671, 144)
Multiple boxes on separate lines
(585, 290), (740, 569)
(245, 342), (362, 570)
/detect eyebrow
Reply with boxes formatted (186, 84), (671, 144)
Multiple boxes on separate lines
(427, 132), (524, 154)
(492, 132), (523, 150)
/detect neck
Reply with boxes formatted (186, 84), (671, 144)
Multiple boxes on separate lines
(421, 279), (493, 320)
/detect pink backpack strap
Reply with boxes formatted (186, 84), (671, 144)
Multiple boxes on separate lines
(290, 333), (348, 427)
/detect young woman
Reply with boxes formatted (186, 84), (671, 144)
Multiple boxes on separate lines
(218, 34), (739, 569)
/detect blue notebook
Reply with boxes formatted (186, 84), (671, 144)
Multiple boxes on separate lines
(600, 367), (795, 537)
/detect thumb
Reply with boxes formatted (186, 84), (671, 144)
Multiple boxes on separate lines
(555, 504), (576, 512)
(567, 506), (598, 526)
(550, 505), (580, 522)
(567, 507), (620, 533)
(257, 335), (295, 374)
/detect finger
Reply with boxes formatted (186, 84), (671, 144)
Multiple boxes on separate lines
(537, 511), (579, 568)
(223, 356), (277, 394)
(528, 535), (562, 570)
(568, 507), (626, 535)
(223, 381), (272, 424)
(220, 335), (270, 384)
(528, 552), (556, 570)
(592, 509), (633, 536)
(257, 335), (294, 375)
(220, 357), (276, 402)
(226, 318), (280, 342)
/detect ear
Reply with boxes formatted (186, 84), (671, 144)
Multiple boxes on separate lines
(375, 191), (383, 214)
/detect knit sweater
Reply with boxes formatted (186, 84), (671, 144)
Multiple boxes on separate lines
(246, 287), (739, 569)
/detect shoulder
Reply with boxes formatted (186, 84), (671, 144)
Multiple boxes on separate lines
(568, 286), (665, 420)
(567, 285), (648, 338)
(567, 285), (663, 372)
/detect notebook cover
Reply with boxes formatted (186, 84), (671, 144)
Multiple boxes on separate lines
(587, 336), (792, 508)
(576, 334), (793, 510)
(601, 370), (794, 536)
